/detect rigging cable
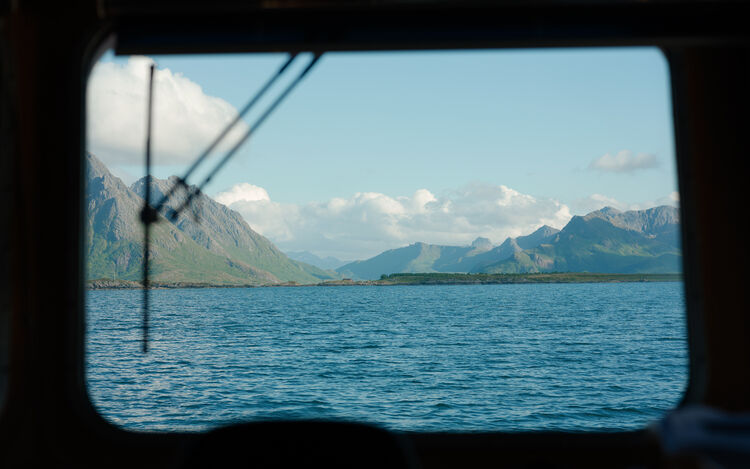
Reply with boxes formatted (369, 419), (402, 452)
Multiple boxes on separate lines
(152, 53), (299, 214)
(170, 53), (321, 221)
(138, 53), (322, 352)
(141, 63), (155, 353)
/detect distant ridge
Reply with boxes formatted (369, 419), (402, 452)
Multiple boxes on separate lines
(336, 207), (680, 280)
(477, 206), (680, 274)
(336, 225), (561, 280)
(286, 251), (349, 270)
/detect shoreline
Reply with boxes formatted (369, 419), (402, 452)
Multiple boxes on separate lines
(87, 273), (682, 290)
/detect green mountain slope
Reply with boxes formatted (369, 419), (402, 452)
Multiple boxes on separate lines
(86, 153), (336, 285)
(480, 206), (681, 274)
(463, 226), (560, 273)
(130, 175), (337, 283)
(336, 242), (445, 280)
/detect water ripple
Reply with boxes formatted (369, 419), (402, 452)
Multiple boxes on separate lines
(86, 282), (688, 433)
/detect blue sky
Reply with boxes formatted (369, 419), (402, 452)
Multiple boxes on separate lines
(87, 48), (678, 259)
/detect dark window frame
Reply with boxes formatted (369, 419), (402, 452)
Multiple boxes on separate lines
(6, 2), (750, 467)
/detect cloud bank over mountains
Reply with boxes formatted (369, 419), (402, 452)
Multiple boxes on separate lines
(216, 182), (679, 260)
(216, 182), (573, 260)
(87, 56), (248, 167)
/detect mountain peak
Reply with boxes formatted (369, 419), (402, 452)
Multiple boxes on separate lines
(86, 152), (109, 179)
(583, 205), (678, 236)
(598, 206), (622, 216)
(531, 225), (560, 237)
(516, 224), (560, 250)
(471, 237), (493, 250)
(130, 175), (173, 202)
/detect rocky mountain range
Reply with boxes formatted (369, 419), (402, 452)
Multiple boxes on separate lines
(86, 153), (337, 285)
(481, 206), (681, 274)
(87, 153), (681, 285)
(336, 206), (681, 280)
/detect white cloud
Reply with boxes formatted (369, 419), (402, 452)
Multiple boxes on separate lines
(588, 150), (659, 173)
(215, 182), (572, 260)
(214, 183), (270, 206)
(87, 56), (248, 166)
(574, 191), (679, 214)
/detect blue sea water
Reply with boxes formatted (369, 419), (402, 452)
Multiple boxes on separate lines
(86, 282), (687, 432)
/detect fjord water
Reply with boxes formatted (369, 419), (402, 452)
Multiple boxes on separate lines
(86, 283), (687, 432)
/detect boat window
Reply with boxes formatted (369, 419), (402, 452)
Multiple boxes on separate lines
(85, 48), (686, 432)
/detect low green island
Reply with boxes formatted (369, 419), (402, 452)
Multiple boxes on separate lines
(88, 272), (681, 289)
(322, 272), (681, 286)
